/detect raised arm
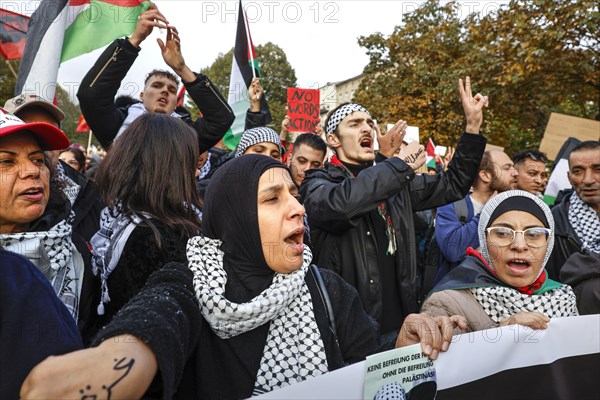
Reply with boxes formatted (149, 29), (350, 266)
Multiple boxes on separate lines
(245, 78), (270, 130)
(77, 6), (169, 149)
(159, 26), (234, 152)
(20, 263), (200, 400)
(408, 77), (488, 210)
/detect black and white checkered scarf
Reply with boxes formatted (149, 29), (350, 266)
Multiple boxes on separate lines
(56, 161), (80, 208)
(187, 235), (329, 395)
(0, 219), (83, 320)
(472, 285), (578, 323)
(90, 204), (148, 315)
(325, 103), (370, 135)
(234, 127), (284, 158)
(569, 192), (600, 254)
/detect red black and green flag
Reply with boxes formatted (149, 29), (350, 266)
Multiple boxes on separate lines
(223, 0), (271, 150)
(16, 0), (152, 100)
(0, 8), (29, 60)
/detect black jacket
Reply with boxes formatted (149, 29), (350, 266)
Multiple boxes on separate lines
(77, 38), (234, 151)
(92, 220), (190, 336)
(300, 133), (487, 323)
(548, 191), (583, 281)
(94, 264), (391, 399)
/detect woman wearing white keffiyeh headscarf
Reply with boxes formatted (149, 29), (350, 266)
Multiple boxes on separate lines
(422, 190), (578, 332)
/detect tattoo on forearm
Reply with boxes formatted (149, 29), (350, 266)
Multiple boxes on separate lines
(79, 357), (136, 400)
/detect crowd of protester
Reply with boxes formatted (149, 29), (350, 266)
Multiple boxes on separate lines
(1, 5), (598, 399)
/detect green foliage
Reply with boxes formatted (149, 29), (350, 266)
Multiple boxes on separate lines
(190, 42), (297, 127)
(355, 0), (599, 156)
(0, 59), (20, 106)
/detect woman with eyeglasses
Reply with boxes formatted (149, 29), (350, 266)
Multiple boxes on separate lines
(421, 190), (578, 332)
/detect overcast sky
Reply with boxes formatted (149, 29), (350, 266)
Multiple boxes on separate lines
(10, 0), (509, 102)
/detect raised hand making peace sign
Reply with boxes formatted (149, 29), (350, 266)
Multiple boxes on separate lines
(459, 76), (489, 134)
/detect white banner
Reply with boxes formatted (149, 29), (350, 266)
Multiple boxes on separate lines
(254, 315), (600, 400)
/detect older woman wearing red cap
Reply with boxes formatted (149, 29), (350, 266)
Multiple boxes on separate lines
(0, 107), (86, 321)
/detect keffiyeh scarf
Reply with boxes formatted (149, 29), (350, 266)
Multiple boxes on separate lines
(187, 236), (329, 395)
(0, 219), (83, 320)
(234, 127), (283, 158)
(90, 204), (149, 315)
(472, 285), (578, 323)
(198, 157), (212, 180)
(56, 162), (81, 208)
(569, 192), (600, 253)
(325, 103), (370, 135)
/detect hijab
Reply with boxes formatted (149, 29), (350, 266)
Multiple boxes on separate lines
(189, 154), (329, 396)
(202, 154), (284, 299)
(478, 189), (554, 283)
(430, 190), (578, 323)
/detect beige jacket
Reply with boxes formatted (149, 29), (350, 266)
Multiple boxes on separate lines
(421, 289), (497, 333)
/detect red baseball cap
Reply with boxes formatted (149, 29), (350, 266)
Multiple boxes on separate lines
(0, 107), (69, 150)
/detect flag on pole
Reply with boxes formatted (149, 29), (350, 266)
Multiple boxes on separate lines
(76, 114), (89, 133)
(426, 138), (436, 169)
(176, 86), (187, 108)
(15, 0), (152, 100)
(543, 137), (581, 205)
(223, 0), (271, 150)
(0, 8), (29, 60)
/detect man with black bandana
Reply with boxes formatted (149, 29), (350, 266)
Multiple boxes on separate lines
(300, 77), (488, 334)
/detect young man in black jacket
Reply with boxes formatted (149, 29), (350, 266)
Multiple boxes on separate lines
(77, 5), (234, 152)
(300, 77), (488, 334)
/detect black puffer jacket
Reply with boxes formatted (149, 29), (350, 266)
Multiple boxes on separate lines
(548, 190), (583, 281)
(300, 133), (487, 323)
(77, 38), (234, 151)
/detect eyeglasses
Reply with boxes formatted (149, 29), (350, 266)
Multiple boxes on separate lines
(521, 151), (548, 164)
(486, 227), (551, 248)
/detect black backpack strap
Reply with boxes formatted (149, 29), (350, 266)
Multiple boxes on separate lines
(453, 197), (469, 224)
(309, 265), (340, 348)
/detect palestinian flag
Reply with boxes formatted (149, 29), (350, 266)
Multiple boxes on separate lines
(543, 137), (581, 205)
(0, 8), (29, 60)
(426, 138), (436, 169)
(15, 0), (151, 100)
(223, 0), (271, 150)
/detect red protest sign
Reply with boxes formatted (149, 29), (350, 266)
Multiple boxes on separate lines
(287, 88), (320, 133)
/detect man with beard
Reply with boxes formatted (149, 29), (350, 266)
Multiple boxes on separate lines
(434, 149), (518, 281)
(548, 141), (600, 280)
(300, 77), (488, 334)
